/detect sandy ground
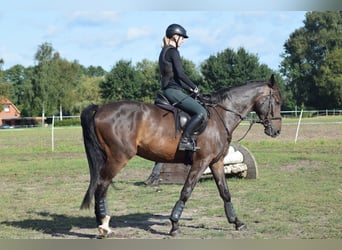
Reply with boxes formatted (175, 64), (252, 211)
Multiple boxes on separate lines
(232, 122), (342, 142)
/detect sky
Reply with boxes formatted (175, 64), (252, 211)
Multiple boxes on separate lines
(0, 1), (311, 71)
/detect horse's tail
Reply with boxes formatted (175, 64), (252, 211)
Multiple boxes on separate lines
(80, 104), (106, 209)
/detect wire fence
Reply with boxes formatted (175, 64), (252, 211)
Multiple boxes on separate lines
(1, 110), (342, 129)
(281, 109), (342, 118)
(2, 110), (341, 152)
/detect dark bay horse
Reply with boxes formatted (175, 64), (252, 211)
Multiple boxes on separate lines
(80, 75), (282, 237)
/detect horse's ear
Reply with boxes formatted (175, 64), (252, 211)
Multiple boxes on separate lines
(269, 74), (275, 87)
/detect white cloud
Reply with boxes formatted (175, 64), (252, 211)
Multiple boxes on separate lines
(126, 26), (151, 41)
(0, 46), (32, 68)
(68, 11), (120, 27)
(46, 24), (63, 36)
(228, 35), (267, 52)
(190, 27), (225, 48)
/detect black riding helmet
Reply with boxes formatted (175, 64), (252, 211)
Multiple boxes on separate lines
(166, 24), (189, 39)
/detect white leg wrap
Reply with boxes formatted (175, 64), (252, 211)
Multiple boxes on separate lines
(98, 215), (112, 237)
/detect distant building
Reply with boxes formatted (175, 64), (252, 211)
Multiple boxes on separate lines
(0, 96), (21, 126)
(0, 97), (45, 127)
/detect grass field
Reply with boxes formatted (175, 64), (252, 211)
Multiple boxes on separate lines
(0, 117), (341, 239)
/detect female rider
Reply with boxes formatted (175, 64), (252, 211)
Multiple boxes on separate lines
(159, 24), (207, 151)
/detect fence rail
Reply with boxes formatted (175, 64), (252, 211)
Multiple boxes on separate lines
(281, 109), (342, 118)
(1, 110), (342, 129)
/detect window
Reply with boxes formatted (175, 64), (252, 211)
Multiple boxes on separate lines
(4, 105), (10, 112)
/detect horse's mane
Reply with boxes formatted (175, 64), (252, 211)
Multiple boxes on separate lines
(211, 79), (278, 103)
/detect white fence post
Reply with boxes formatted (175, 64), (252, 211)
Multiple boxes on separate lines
(294, 109), (304, 144)
(51, 115), (55, 152)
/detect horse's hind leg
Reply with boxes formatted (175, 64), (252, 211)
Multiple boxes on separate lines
(94, 179), (112, 237)
(210, 161), (246, 231)
(95, 158), (129, 237)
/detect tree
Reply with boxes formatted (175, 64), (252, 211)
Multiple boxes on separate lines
(200, 47), (275, 91)
(280, 11), (342, 109)
(136, 59), (160, 103)
(50, 55), (81, 115)
(182, 58), (205, 90)
(1, 64), (28, 116)
(0, 58), (4, 80)
(0, 83), (11, 100)
(81, 65), (106, 77)
(17, 66), (35, 116)
(0, 58), (10, 99)
(31, 42), (56, 116)
(71, 75), (103, 114)
(100, 60), (141, 102)
(316, 48), (342, 108)
(29, 42), (82, 116)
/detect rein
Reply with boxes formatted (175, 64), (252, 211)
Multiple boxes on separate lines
(211, 104), (257, 142)
(204, 87), (282, 142)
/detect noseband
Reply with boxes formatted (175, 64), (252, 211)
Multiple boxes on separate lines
(257, 88), (282, 129)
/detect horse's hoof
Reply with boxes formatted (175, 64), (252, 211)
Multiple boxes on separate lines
(169, 228), (181, 237)
(98, 225), (114, 238)
(235, 222), (247, 231)
(96, 231), (115, 239)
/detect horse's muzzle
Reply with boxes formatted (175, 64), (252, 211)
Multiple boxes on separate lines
(264, 125), (281, 137)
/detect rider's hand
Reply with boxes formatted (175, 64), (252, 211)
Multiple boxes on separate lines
(192, 86), (199, 94)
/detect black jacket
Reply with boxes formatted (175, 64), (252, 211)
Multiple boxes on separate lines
(159, 46), (197, 91)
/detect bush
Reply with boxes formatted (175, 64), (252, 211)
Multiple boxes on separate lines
(54, 118), (81, 127)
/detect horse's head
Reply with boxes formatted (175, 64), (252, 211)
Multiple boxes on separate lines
(254, 75), (282, 138)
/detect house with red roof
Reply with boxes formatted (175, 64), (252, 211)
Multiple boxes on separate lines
(0, 96), (21, 126)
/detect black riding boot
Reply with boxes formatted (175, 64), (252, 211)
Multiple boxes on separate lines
(179, 113), (204, 151)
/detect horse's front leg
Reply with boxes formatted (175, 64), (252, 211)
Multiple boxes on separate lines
(169, 161), (207, 236)
(210, 161), (246, 231)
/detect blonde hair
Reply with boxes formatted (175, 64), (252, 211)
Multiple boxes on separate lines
(162, 35), (170, 48)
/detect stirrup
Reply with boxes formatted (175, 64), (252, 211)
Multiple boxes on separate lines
(178, 138), (200, 152)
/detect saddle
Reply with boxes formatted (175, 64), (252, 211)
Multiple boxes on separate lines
(154, 93), (208, 138)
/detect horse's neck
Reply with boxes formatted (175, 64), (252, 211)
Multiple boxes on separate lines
(220, 85), (265, 131)
(232, 84), (267, 114)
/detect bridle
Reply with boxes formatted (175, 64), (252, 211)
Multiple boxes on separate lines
(206, 87), (282, 141)
(257, 88), (282, 130)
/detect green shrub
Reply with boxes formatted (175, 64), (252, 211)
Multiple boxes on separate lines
(54, 118), (80, 127)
